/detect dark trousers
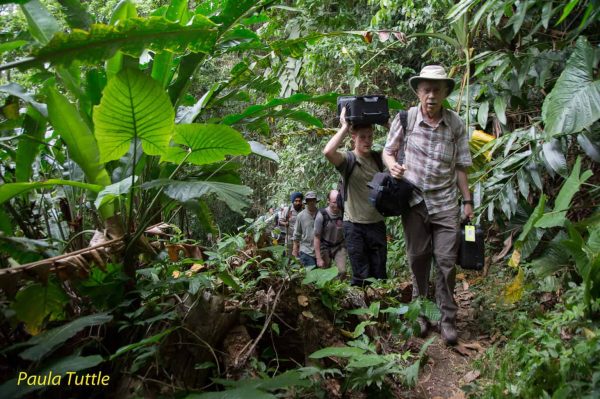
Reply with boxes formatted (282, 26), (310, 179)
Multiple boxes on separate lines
(343, 221), (387, 286)
(401, 201), (460, 325)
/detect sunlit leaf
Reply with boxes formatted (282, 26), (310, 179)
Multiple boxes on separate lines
(94, 68), (174, 162)
(162, 124), (250, 166)
(46, 87), (112, 186)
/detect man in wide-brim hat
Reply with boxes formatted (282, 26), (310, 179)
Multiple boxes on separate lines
(383, 65), (474, 345)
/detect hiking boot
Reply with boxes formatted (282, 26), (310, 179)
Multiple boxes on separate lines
(416, 316), (430, 338)
(440, 322), (458, 345)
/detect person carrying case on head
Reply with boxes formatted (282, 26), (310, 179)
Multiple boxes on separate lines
(323, 104), (387, 287)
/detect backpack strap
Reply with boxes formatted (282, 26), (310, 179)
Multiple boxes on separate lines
(371, 150), (384, 172)
(397, 107), (418, 164)
(319, 208), (330, 229)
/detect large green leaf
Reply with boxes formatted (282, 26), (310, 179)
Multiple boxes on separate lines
(302, 266), (338, 288)
(168, 0), (267, 104)
(57, 0), (93, 30)
(0, 16), (218, 72)
(105, 0), (138, 80)
(46, 86), (113, 216)
(142, 179), (252, 213)
(542, 36), (600, 137)
(516, 194), (547, 248)
(0, 180), (103, 205)
(309, 346), (366, 359)
(94, 68), (174, 162)
(94, 176), (138, 209)
(151, 0), (190, 88)
(249, 141), (279, 163)
(18, 313), (113, 361)
(11, 282), (69, 336)
(162, 124), (250, 165)
(536, 156), (593, 228)
(15, 107), (46, 182)
(20, 0), (59, 45)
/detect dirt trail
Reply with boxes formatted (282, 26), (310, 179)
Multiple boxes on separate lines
(399, 273), (489, 398)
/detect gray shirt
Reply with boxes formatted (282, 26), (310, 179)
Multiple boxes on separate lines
(293, 208), (317, 257)
(314, 208), (344, 249)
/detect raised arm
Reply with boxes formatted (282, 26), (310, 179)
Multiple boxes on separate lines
(323, 107), (349, 167)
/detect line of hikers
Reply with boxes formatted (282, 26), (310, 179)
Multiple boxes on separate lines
(271, 65), (474, 346)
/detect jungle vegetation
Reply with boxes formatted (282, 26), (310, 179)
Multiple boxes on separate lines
(0, 0), (599, 398)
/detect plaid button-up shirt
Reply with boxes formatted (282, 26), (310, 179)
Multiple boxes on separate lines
(384, 106), (472, 214)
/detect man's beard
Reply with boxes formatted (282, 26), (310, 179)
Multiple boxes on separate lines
(293, 204), (302, 211)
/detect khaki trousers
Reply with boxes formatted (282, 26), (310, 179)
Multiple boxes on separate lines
(322, 245), (348, 277)
(402, 201), (460, 325)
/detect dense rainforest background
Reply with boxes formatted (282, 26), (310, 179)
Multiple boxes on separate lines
(0, 0), (599, 397)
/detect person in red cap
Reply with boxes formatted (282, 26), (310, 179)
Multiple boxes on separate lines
(383, 65), (474, 345)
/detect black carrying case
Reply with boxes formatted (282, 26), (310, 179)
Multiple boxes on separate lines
(337, 95), (389, 125)
(457, 222), (485, 270)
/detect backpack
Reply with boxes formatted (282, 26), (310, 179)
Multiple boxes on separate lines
(336, 150), (384, 213)
(319, 208), (332, 229)
(367, 108), (418, 217)
(318, 208), (344, 247)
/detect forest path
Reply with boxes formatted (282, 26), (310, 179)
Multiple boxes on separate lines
(398, 273), (490, 399)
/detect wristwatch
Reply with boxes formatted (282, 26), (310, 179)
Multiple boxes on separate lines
(462, 199), (474, 205)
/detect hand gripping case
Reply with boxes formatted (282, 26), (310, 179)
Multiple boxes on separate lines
(337, 95), (390, 125)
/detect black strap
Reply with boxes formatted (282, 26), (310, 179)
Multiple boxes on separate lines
(397, 110), (408, 164)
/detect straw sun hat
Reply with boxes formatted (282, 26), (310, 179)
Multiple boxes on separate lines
(408, 65), (456, 94)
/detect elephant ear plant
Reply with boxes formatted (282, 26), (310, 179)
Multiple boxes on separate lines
(0, 0), (344, 267)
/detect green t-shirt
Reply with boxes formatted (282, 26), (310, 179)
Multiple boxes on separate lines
(337, 151), (384, 224)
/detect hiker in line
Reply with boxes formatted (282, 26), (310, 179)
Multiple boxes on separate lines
(323, 109), (387, 286)
(292, 191), (319, 266)
(383, 65), (473, 345)
(277, 192), (303, 256)
(314, 189), (347, 278)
